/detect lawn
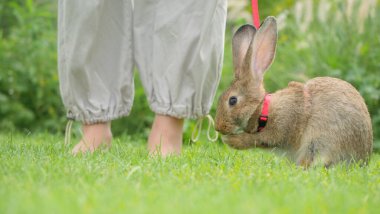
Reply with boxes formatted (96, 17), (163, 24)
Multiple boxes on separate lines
(1, 1), (379, 213)
(1, 133), (379, 214)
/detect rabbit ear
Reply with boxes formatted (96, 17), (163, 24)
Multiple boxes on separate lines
(232, 24), (256, 79)
(249, 16), (277, 84)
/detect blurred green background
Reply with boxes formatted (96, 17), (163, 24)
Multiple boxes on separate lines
(0, 0), (379, 147)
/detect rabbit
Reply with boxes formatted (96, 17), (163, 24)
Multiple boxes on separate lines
(214, 16), (373, 167)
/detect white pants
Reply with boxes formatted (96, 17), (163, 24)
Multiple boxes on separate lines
(58, 0), (227, 124)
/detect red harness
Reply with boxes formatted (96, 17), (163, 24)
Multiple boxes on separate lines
(257, 94), (271, 132)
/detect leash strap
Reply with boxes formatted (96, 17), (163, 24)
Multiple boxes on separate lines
(251, 0), (261, 29)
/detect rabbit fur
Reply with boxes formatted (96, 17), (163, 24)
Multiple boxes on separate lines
(214, 17), (373, 167)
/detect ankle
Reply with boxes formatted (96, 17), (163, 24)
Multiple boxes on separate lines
(72, 122), (113, 155)
(82, 122), (113, 143)
(148, 114), (184, 156)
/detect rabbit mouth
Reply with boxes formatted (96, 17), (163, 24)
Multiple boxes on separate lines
(232, 127), (245, 135)
(219, 119), (249, 136)
(218, 127), (244, 136)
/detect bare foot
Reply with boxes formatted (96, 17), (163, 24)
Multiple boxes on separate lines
(148, 114), (184, 156)
(72, 122), (112, 155)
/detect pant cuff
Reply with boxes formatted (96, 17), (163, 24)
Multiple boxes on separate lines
(150, 102), (211, 119)
(66, 105), (132, 124)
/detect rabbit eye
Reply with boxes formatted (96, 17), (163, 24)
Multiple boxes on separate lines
(229, 96), (238, 106)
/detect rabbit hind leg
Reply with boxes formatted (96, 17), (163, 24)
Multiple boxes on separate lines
(296, 139), (333, 168)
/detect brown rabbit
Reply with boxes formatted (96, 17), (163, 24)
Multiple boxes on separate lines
(215, 17), (373, 167)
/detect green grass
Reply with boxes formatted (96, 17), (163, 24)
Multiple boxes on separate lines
(1, 133), (379, 214)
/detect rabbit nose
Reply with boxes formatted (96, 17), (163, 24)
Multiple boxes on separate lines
(214, 117), (228, 134)
(215, 124), (227, 135)
(215, 124), (222, 133)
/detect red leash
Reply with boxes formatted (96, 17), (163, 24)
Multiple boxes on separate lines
(251, 0), (260, 29)
(251, 0), (270, 132)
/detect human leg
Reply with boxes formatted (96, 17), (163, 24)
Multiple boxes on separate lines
(134, 0), (227, 155)
(58, 0), (134, 154)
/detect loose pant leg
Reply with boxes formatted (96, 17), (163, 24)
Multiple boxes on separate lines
(58, 0), (134, 124)
(133, 0), (227, 119)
